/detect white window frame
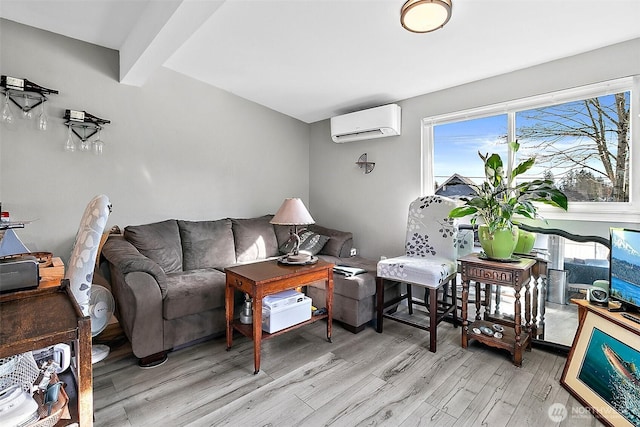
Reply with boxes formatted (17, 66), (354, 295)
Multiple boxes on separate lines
(421, 76), (640, 223)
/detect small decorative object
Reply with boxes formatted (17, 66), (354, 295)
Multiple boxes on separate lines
(492, 324), (504, 332)
(270, 198), (317, 264)
(480, 326), (494, 336)
(449, 141), (568, 260)
(240, 294), (252, 324)
(472, 327), (481, 335)
(561, 310), (640, 426)
(63, 109), (110, 155)
(356, 153), (375, 174)
(493, 332), (503, 339)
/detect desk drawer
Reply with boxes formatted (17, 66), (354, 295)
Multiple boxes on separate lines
(464, 265), (513, 285)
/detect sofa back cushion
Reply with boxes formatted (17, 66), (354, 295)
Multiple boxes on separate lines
(178, 219), (236, 270)
(231, 215), (279, 263)
(124, 220), (183, 273)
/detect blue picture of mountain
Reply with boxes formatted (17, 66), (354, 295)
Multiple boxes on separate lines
(611, 229), (640, 265)
(610, 229), (640, 307)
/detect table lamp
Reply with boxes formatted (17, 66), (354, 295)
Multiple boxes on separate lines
(270, 198), (315, 262)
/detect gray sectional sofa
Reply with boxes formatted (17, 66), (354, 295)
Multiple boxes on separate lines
(101, 215), (389, 366)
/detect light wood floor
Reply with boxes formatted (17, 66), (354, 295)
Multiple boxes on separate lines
(93, 316), (605, 427)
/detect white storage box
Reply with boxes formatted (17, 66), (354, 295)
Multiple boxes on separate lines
(262, 292), (312, 333)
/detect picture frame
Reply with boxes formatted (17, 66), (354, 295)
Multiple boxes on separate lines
(561, 310), (640, 427)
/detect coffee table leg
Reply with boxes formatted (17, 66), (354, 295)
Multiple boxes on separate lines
(252, 297), (262, 374)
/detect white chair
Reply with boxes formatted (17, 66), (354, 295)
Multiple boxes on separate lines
(376, 195), (459, 352)
(66, 195), (111, 316)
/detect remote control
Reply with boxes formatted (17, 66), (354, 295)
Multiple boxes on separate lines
(621, 312), (640, 324)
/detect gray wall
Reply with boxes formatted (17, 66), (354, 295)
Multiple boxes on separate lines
(0, 19), (310, 260)
(310, 38), (640, 260)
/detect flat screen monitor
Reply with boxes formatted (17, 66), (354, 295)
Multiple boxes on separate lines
(610, 227), (640, 312)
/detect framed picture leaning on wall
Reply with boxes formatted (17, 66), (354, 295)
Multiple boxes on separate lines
(561, 310), (640, 427)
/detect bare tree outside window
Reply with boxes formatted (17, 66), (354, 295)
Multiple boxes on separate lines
(516, 92), (630, 202)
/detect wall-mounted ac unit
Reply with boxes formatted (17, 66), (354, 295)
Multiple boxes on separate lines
(330, 104), (401, 143)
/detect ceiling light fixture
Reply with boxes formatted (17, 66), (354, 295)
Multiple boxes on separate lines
(401, 0), (452, 33)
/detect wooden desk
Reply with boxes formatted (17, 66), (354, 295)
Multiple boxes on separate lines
(0, 282), (93, 426)
(460, 253), (536, 366)
(225, 259), (334, 374)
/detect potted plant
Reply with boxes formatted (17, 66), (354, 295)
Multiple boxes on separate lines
(449, 141), (568, 260)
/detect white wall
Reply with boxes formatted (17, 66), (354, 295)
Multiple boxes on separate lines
(0, 19), (310, 260)
(310, 38), (640, 260)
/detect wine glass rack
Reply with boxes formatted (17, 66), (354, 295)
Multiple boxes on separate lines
(64, 109), (110, 142)
(0, 75), (58, 113)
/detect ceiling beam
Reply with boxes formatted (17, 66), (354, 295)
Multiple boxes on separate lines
(119, 0), (224, 86)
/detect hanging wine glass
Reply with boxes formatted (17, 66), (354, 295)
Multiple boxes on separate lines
(79, 126), (91, 151)
(22, 94), (33, 120)
(1, 93), (14, 124)
(93, 128), (104, 156)
(64, 126), (76, 152)
(37, 102), (47, 131)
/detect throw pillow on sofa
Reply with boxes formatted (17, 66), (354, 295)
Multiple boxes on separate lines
(124, 220), (183, 273)
(279, 230), (329, 255)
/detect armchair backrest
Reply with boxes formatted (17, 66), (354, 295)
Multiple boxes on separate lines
(405, 195), (458, 260)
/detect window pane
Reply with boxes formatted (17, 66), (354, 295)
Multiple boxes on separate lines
(434, 114), (508, 195)
(516, 92), (630, 202)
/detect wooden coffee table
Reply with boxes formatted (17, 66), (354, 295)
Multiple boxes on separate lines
(225, 258), (334, 374)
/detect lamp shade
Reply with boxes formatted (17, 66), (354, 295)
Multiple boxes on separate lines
(270, 198), (315, 225)
(401, 0), (452, 33)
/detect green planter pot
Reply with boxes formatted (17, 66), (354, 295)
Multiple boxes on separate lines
(514, 229), (536, 254)
(478, 225), (519, 260)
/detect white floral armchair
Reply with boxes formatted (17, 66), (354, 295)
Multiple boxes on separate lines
(376, 195), (459, 352)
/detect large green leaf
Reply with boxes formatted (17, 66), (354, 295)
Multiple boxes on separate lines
(511, 157), (535, 179)
(449, 206), (478, 218)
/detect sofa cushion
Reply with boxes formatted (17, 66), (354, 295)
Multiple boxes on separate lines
(178, 219), (236, 270)
(163, 269), (226, 320)
(377, 255), (457, 288)
(124, 220), (183, 274)
(231, 215), (279, 263)
(279, 230), (329, 255)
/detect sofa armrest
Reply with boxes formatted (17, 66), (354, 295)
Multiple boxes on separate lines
(107, 268), (166, 359)
(310, 224), (353, 258)
(103, 235), (167, 359)
(102, 236), (168, 298)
